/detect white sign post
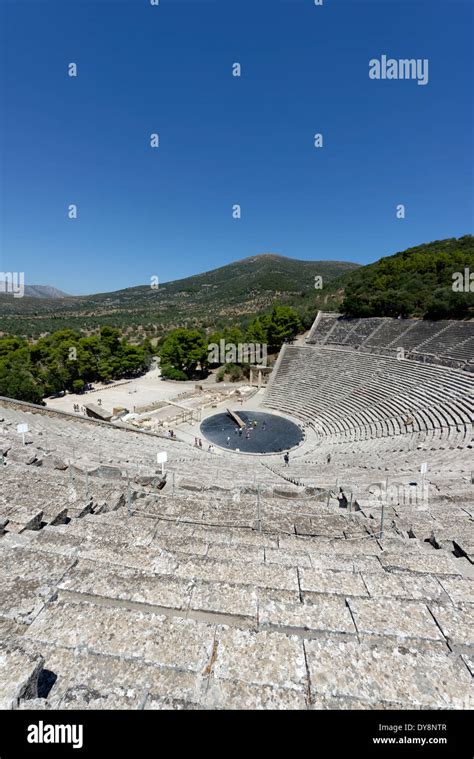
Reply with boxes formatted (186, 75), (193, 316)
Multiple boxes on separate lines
(420, 462), (428, 503)
(17, 423), (29, 446)
(157, 451), (168, 477)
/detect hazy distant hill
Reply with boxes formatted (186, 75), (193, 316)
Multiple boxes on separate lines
(0, 283), (68, 299)
(24, 285), (69, 299)
(0, 254), (358, 339)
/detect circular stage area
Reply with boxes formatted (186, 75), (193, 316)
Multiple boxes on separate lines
(200, 410), (304, 454)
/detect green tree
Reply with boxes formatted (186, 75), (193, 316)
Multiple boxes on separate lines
(266, 305), (301, 350)
(160, 328), (208, 378)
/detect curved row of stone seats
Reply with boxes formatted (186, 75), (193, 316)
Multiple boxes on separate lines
(0, 453), (129, 533)
(439, 337), (474, 364)
(1, 499), (473, 710)
(417, 323), (474, 360)
(341, 318), (386, 345)
(306, 313), (474, 368)
(305, 312), (338, 343)
(288, 429), (473, 476)
(264, 346), (474, 446)
(272, 344), (474, 409)
(0, 402), (286, 492)
(256, 459), (474, 553)
(384, 321), (453, 352)
(363, 319), (415, 349)
(283, 444), (472, 476)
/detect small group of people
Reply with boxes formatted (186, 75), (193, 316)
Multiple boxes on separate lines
(73, 404), (86, 414)
(167, 429), (176, 439)
(227, 419), (265, 445)
(194, 437), (203, 448)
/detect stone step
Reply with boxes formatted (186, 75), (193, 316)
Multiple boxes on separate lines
(304, 638), (472, 709)
(23, 599), (309, 696)
(0, 642), (44, 709)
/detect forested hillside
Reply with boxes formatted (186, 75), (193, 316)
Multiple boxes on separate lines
(342, 236), (473, 319)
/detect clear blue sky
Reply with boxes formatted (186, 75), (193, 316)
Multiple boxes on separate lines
(1, 0), (472, 295)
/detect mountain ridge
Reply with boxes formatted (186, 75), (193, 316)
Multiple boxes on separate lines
(0, 238), (472, 338)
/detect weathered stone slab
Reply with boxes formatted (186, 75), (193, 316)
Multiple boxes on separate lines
(308, 553), (384, 574)
(29, 529), (84, 556)
(207, 543), (264, 564)
(179, 479), (203, 492)
(64, 517), (154, 546)
(0, 643), (44, 709)
(0, 577), (55, 624)
(46, 508), (68, 526)
(347, 598), (445, 643)
(77, 540), (178, 575)
(212, 627), (307, 691)
(398, 517), (444, 541)
(0, 531), (33, 548)
(153, 521), (196, 538)
(256, 588), (302, 607)
(230, 531), (279, 549)
(0, 617), (27, 640)
(259, 597), (355, 637)
(379, 551), (462, 577)
(327, 539), (382, 556)
(190, 582), (257, 621)
(362, 573), (447, 603)
(25, 600), (214, 673)
(377, 537), (435, 554)
(429, 604), (473, 649)
(277, 535), (332, 553)
(175, 558), (298, 592)
(300, 569), (368, 598)
(204, 677), (307, 710)
(438, 577), (474, 607)
(4, 506), (43, 533)
(264, 548), (312, 569)
(294, 517), (345, 538)
(27, 643), (203, 708)
(89, 464), (122, 480)
(304, 639), (473, 708)
(1, 544), (76, 583)
(58, 562), (194, 611)
(352, 556), (386, 573)
(155, 536), (209, 558)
